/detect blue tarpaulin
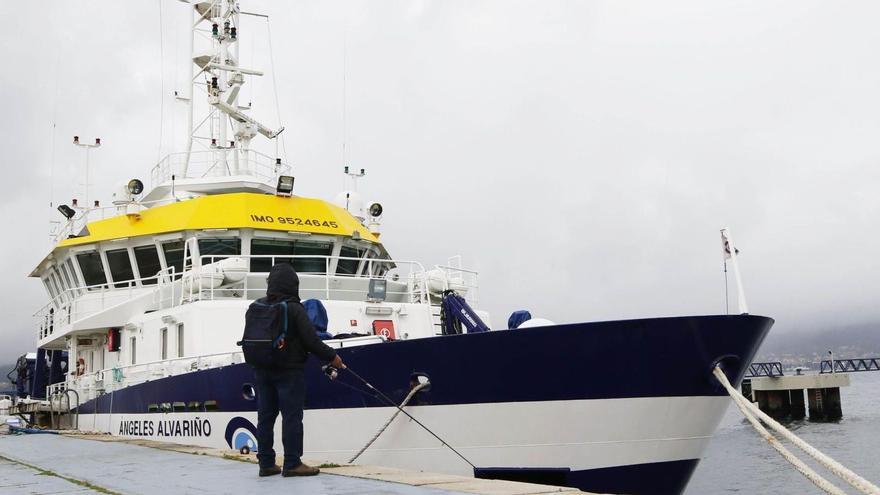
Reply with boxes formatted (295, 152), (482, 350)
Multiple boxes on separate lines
(507, 310), (532, 329)
(303, 299), (332, 339)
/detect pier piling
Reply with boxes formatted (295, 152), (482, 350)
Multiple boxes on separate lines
(746, 373), (849, 421)
(808, 386), (843, 421)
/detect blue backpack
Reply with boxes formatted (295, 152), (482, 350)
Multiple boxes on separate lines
(238, 299), (289, 368)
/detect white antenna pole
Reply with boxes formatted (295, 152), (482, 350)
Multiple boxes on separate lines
(182, 4), (194, 176)
(721, 228), (749, 314)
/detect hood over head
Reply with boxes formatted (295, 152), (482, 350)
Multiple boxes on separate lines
(266, 263), (300, 302)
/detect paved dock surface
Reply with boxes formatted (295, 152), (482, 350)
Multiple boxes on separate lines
(0, 434), (588, 495)
(0, 434), (465, 495)
(1, 455), (104, 494)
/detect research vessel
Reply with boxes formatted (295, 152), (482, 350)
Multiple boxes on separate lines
(18, 3), (773, 494)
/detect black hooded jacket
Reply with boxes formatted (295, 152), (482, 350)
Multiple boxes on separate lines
(263, 263), (337, 369)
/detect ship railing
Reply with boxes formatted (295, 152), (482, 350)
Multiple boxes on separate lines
(45, 382), (79, 430)
(50, 198), (174, 244)
(150, 149), (291, 189)
(433, 264), (481, 305)
(68, 337), (387, 403)
(170, 254), (436, 307)
(35, 269), (178, 342)
(68, 351), (245, 402)
(35, 254), (481, 341)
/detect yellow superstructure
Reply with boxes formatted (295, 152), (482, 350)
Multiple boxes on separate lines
(58, 192), (380, 248)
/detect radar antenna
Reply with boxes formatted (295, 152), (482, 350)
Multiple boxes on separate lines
(179, 0), (281, 177)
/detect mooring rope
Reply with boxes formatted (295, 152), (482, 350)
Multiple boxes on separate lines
(348, 382), (429, 464)
(714, 366), (880, 495)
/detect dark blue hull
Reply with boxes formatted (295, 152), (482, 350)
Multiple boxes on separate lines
(476, 459), (700, 495)
(77, 314), (773, 494)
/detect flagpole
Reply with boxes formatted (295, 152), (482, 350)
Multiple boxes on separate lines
(721, 228), (749, 314)
(723, 259), (729, 315)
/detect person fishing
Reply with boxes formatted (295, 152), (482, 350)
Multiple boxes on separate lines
(239, 263), (344, 478)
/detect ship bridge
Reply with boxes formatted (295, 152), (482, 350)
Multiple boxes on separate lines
(30, 188), (416, 349)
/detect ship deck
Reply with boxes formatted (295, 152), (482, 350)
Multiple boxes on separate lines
(0, 433), (591, 495)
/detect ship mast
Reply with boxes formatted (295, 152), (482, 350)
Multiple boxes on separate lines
(181, 0), (281, 178)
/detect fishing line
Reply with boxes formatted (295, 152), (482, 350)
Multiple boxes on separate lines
(337, 365), (476, 469)
(328, 375), (378, 399)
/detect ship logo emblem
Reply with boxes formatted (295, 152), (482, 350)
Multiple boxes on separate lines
(225, 416), (259, 453)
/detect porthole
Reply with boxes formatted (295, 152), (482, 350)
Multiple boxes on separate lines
(242, 383), (256, 401)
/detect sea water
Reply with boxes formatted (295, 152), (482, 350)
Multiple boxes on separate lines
(687, 372), (880, 494)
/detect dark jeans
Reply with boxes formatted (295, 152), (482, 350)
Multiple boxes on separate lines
(254, 368), (306, 470)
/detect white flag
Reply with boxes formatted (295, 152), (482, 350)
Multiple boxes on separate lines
(721, 230), (740, 260)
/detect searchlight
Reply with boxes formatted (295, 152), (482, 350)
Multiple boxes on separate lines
(57, 204), (76, 220)
(276, 175), (295, 197)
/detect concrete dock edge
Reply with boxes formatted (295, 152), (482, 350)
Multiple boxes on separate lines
(0, 432), (599, 495)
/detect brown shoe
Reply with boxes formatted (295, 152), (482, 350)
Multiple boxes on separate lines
(259, 465), (282, 477)
(282, 463), (320, 477)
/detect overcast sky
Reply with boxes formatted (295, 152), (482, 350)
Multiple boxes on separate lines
(2, 0), (879, 364)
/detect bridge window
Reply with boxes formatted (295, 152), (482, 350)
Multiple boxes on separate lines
(250, 239), (332, 273)
(49, 271), (64, 299)
(162, 241), (185, 276)
(61, 260), (79, 293)
(134, 246), (161, 285)
(58, 263), (74, 292)
(198, 238), (241, 264)
(42, 277), (57, 300)
(107, 249), (135, 288)
(251, 239), (294, 272)
(365, 251), (392, 277)
(65, 259), (81, 289)
(76, 251), (108, 289)
(337, 246), (365, 275)
(291, 241), (332, 273)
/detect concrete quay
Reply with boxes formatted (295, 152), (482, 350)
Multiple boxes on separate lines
(743, 373), (850, 421)
(0, 433), (595, 495)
